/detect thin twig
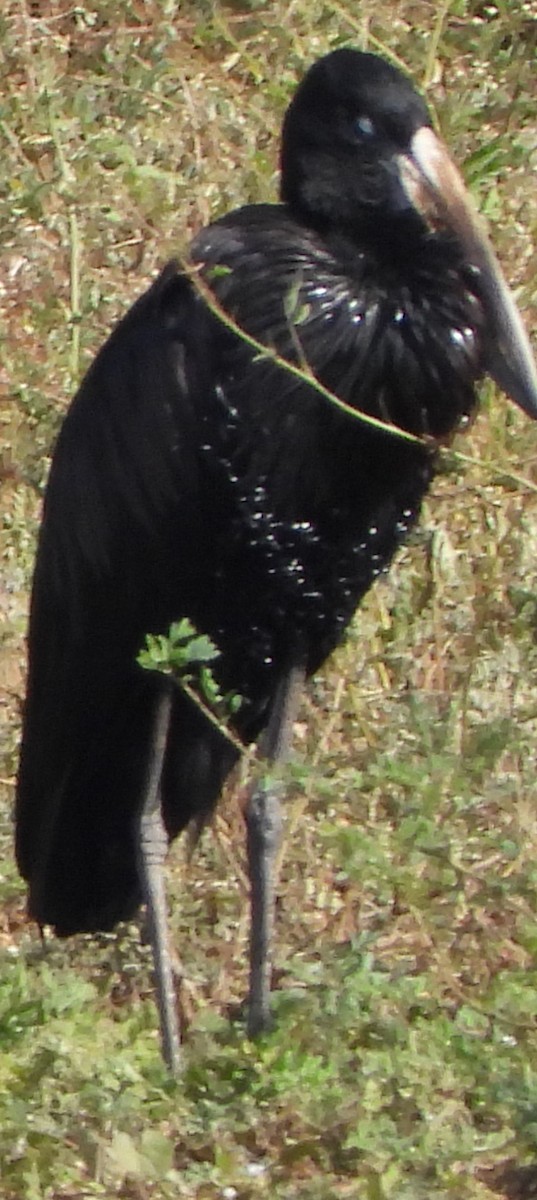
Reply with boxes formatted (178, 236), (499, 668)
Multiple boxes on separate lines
(47, 97), (82, 383)
(445, 448), (537, 495)
(67, 210), (81, 382)
(423, 0), (454, 89)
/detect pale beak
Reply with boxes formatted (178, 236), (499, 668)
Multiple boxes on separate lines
(399, 126), (537, 419)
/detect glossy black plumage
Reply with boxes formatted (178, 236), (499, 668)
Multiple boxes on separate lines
(15, 50), (537, 1054)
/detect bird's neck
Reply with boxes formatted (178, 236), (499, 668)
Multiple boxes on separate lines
(317, 213), (463, 293)
(323, 208), (433, 266)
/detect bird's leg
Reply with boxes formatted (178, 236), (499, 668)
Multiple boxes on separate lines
(246, 661), (305, 1037)
(137, 683), (181, 1075)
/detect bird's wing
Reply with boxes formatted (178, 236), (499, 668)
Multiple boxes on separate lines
(15, 264), (236, 934)
(39, 264), (205, 619)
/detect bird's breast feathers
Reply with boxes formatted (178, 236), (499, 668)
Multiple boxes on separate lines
(190, 205), (485, 442)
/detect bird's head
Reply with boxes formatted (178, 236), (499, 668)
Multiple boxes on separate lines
(280, 48), (537, 420)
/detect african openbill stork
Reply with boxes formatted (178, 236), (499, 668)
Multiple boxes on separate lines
(15, 49), (537, 1073)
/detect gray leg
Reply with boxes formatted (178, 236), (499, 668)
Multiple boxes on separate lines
(138, 684), (181, 1074)
(246, 662), (305, 1037)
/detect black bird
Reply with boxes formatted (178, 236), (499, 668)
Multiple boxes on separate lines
(16, 49), (537, 1072)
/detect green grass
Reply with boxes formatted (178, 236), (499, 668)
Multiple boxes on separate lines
(1, 1), (537, 1196)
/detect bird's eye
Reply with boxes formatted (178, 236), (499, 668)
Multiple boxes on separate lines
(355, 115), (375, 139)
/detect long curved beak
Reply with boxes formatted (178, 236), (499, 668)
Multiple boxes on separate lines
(400, 126), (537, 419)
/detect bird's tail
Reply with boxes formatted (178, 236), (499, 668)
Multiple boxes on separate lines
(16, 677), (239, 936)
